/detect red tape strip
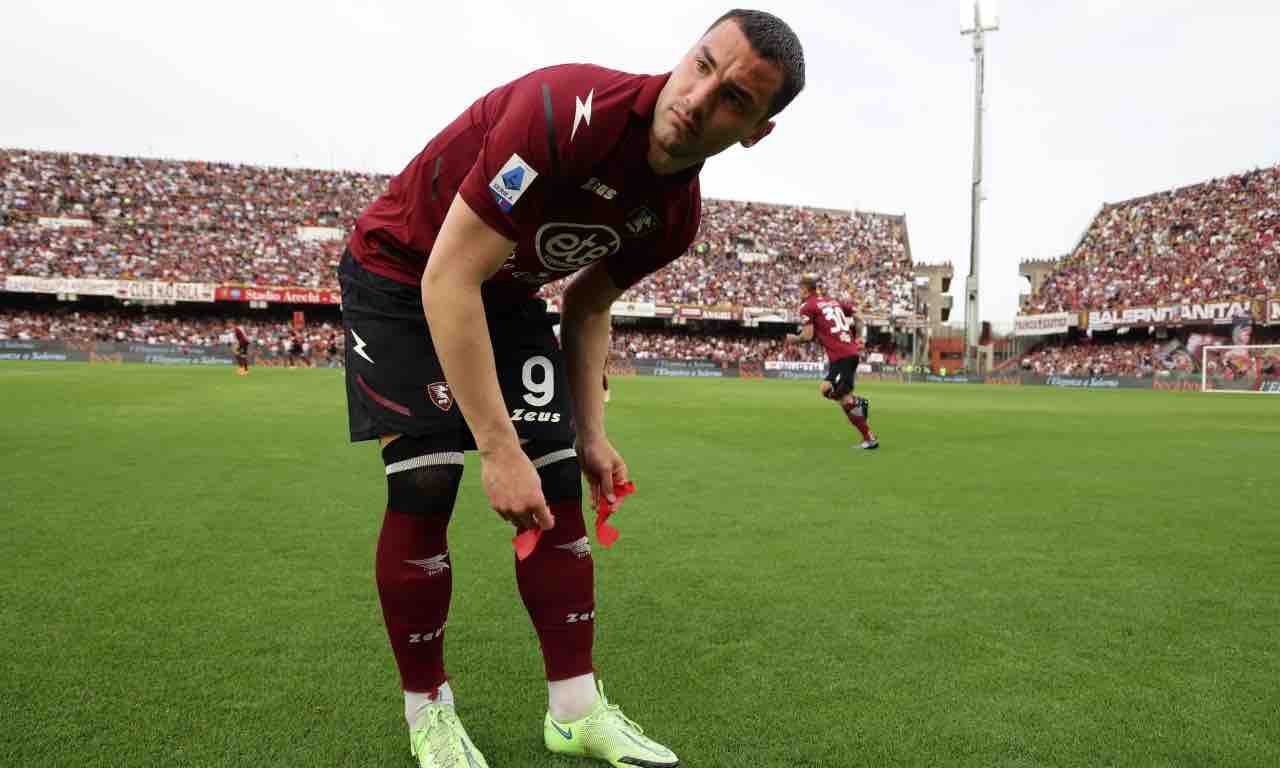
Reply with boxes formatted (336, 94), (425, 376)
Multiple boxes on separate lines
(512, 480), (637, 561)
(594, 480), (635, 549)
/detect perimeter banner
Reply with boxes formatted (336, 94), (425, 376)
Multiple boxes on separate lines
(1087, 299), (1254, 329)
(215, 286), (340, 304)
(0, 340), (89, 362)
(3, 275), (122, 296)
(1014, 312), (1073, 336)
(114, 281), (216, 303)
(763, 360), (825, 380)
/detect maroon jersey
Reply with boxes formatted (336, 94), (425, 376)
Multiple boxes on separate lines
(233, 327), (249, 353)
(799, 294), (861, 362)
(351, 64), (702, 304)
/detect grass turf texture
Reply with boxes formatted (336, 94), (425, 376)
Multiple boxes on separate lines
(1, 362), (1277, 768)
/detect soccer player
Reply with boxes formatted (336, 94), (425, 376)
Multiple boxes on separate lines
(784, 274), (879, 449)
(229, 324), (251, 377)
(338, 10), (804, 768)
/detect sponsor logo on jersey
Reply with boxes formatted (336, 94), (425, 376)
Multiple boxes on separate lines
(623, 206), (661, 238)
(427, 381), (454, 411)
(535, 223), (621, 272)
(489, 153), (538, 213)
(580, 176), (617, 200)
(510, 408), (562, 423)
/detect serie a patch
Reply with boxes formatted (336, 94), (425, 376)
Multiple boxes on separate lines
(489, 153), (538, 213)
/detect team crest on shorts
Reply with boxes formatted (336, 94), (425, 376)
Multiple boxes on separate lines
(427, 382), (454, 412)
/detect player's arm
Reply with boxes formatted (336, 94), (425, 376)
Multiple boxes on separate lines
(784, 320), (814, 345)
(422, 194), (553, 531)
(560, 260), (629, 505)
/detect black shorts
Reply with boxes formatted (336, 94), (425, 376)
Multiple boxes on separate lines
(825, 355), (859, 398)
(235, 352), (249, 367)
(337, 249), (574, 446)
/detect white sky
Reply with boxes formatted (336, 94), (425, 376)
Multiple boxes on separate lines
(3, 1), (1278, 321)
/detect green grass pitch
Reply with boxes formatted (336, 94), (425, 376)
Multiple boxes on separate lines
(1, 362), (1277, 767)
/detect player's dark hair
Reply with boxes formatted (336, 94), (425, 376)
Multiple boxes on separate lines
(708, 9), (805, 117)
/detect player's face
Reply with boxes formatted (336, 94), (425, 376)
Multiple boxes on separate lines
(650, 20), (784, 171)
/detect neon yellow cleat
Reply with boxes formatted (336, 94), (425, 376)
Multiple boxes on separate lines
(544, 680), (679, 767)
(409, 702), (489, 768)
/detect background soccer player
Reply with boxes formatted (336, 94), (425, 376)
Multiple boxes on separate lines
(338, 10), (804, 767)
(229, 324), (250, 377)
(784, 273), (879, 449)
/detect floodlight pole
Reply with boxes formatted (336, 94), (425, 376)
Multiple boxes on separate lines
(961, 3), (997, 373)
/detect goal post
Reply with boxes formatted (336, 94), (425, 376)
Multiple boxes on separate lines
(1201, 345), (1280, 394)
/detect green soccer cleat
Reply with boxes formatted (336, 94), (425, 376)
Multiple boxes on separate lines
(543, 679), (679, 767)
(409, 702), (490, 768)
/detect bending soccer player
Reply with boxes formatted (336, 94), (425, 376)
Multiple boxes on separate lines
(784, 273), (879, 449)
(337, 10), (804, 767)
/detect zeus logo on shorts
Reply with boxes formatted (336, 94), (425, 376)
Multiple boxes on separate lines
(510, 408), (562, 423)
(535, 223), (621, 272)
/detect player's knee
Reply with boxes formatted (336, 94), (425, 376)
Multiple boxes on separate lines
(842, 395), (869, 418)
(525, 441), (582, 503)
(382, 435), (464, 516)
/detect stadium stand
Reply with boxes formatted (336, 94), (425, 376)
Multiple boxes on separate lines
(1023, 164), (1279, 314)
(2, 149), (918, 318)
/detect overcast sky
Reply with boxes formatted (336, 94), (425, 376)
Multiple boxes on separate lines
(3, 1), (1278, 321)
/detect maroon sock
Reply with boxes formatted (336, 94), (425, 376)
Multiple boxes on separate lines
(515, 498), (594, 681)
(376, 506), (453, 693)
(842, 399), (873, 440)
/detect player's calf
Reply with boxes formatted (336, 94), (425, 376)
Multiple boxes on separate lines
(840, 395), (875, 443)
(517, 441), (595, 683)
(377, 435), (465, 697)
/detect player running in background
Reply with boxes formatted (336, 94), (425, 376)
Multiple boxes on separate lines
(229, 324), (251, 377)
(338, 10), (804, 767)
(784, 273), (878, 449)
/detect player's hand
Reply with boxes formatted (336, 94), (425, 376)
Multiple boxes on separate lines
(576, 435), (628, 510)
(480, 443), (554, 532)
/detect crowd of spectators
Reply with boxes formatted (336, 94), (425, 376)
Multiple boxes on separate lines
(610, 327), (899, 365)
(1018, 338), (1159, 377)
(1, 149), (369, 287)
(2, 150), (918, 314)
(5, 306), (913, 366)
(0, 308), (344, 365)
(543, 199), (915, 314)
(611, 327), (794, 363)
(1017, 327), (1280, 378)
(1026, 164), (1280, 313)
